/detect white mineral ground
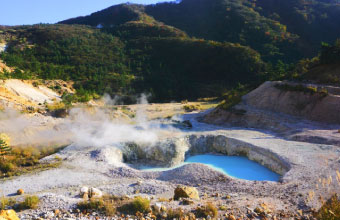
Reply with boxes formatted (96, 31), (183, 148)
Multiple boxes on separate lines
(0, 100), (339, 219)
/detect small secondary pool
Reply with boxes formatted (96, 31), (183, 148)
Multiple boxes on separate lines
(140, 154), (281, 181)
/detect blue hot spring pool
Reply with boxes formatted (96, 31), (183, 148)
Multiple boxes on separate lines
(140, 154), (281, 181)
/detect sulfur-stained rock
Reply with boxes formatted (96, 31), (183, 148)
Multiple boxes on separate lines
(228, 214), (236, 220)
(174, 186), (199, 200)
(16, 189), (24, 195)
(0, 210), (20, 220)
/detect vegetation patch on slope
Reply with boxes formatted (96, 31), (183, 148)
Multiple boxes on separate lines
(0, 134), (64, 178)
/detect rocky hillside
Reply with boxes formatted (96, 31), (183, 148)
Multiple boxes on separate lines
(0, 79), (74, 111)
(240, 81), (340, 124)
(202, 81), (340, 145)
(204, 81), (340, 125)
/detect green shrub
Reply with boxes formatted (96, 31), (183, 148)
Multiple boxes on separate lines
(319, 88), (329, 97)
(119, 196), (150, 214)
(275, 83), (329, 97)
(0, 138), (12, 159)
(77, 197), (116, 216)
(78, 198), (104, 211)
(0, 145), (64, 178)
(131, 196), (150, 213)
(275, 83), (315, 94)
(0, 197), (16, 210)
(183, 104), (201, 112)
(46, 101), (66, 112)
(0, 197), (8, 210)
(19, 195), (40, 210)
(219, 205), (227, 211)
(0, 162), (15, 173)
(218, 92), (242, 111)
(32, 81), (40, 87)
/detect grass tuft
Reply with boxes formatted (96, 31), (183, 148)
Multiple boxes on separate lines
(195, 202), (218, 218)
(315, 194), (340, 220)
(18, 195), (40, 210)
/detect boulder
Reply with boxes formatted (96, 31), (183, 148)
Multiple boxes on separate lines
(136, 180), (143, 186)
(182, 120), (193, 128)
(54, 209), (60, 216)
(80, 186), (89, 196)
(228, 214), (236, 220)
(174, 186), (199, 200)
(89, 187), (103, 198)
(80, 186), (89, 199)
(16, 189), (24, 195)
(80, 186), (103, 199)
(0, 210), (20, 220)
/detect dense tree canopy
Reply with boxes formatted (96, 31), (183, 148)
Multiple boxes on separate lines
(0, 24), (265, 102)
(0, 0), (339, 102)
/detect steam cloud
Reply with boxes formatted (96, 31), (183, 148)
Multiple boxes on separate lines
(0, 94), (179, 148)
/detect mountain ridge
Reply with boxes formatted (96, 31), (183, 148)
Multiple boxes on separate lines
(59, 0), (340, 63)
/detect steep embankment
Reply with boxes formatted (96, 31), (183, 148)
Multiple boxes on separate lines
(203, 81), (340, 145)
(0, 79), (73, 111)
(241, 81), (340, 124)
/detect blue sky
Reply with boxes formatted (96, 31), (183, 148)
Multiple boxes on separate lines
(0, 0), (175, 26)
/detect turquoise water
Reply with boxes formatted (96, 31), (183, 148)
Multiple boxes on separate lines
(140, 154), (280, 181)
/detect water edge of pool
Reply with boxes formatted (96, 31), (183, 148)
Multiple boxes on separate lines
(139, 154), (281, 181)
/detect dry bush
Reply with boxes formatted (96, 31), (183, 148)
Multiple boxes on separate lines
(119, 196), (150, 214)
(78, 195), (146, 216)
(78, 195), (151, 216)
(166, 208), (185, 219)
(77, 198), (104, 211)
(103, 199), (116, 216)
(183, 104), (201, 112)
(195, 202), (218, 218)
(78, 198), (117, 216)
(46, 101), (66, 112)
(77, 197), (117, 216)
(158, 197), (170, 202)
(315, 194), (340, 220)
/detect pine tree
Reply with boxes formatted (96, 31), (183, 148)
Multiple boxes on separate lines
(0, 139), (12, 160)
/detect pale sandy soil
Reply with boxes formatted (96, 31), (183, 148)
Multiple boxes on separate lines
(4, 79), (61, 104)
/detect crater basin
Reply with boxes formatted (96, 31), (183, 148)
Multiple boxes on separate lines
(140, 154), (281, 181)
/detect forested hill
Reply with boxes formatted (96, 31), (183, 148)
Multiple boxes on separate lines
(0, 24), (264, 102)
(0, 0), (339, 103)
(61, 0), (340, 63)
